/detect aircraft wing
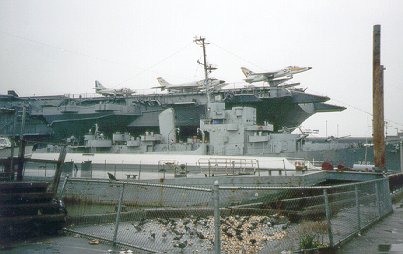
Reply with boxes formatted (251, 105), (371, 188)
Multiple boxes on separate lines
(172, 81), (203, 89)
(279, 82), (300, 89)
(267, 75), (293, 87)
(117, 88), (135, 95)
(97, 90), (115, 96)
(260, 72), (277, 78)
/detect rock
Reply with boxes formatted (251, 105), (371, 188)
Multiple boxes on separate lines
(88, 239), (99, 245)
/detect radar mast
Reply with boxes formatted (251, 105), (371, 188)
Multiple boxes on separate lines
(194, 36), (217, 105)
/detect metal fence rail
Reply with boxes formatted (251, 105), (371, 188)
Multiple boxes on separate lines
(61, 177), (392, 253)
(197, 158), (259, 176)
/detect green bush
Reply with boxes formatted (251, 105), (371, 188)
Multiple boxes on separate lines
(299, 233), (327, 250)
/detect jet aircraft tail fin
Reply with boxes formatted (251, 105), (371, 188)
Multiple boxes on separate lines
(95, 80), (106, 91)
(241, 67), (254, 77)
(156, 77), (171, 90)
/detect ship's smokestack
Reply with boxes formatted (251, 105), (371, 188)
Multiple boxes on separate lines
(159, 108), (176, 144)
(372, 24), (385, 171)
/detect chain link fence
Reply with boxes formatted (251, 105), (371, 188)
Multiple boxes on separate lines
(389, 173), (403, 193)
(61, 177), (392, 253)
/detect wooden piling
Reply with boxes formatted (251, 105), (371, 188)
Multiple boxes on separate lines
(372, 24), (385, 170)
(48, 146), (67, 196)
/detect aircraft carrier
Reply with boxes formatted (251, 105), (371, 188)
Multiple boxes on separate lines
(0, 85), (345, 141)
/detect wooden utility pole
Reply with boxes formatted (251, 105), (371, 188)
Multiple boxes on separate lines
(372, 24), (385, 171)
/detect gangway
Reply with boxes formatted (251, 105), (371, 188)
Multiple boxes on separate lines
(197, 157), (259, 176)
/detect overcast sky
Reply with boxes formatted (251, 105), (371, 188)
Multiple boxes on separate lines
(1, 0), (402, 138)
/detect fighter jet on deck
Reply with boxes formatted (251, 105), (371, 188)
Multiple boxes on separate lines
(155, 77), (226, 93)
(241, 66), (312, 86)
(95, 81), (135, 96)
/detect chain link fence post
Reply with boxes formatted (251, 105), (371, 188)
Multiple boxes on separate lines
(384, 178), (393, 212)
(374, 181), (381, 218)
(213, 180), (221, 254)
(323, 188), (333, 247)
(113, 182), (125, 246)
(355, 185), (361, 234)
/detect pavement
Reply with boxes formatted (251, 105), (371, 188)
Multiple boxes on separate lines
(336, 193), (403, 254)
